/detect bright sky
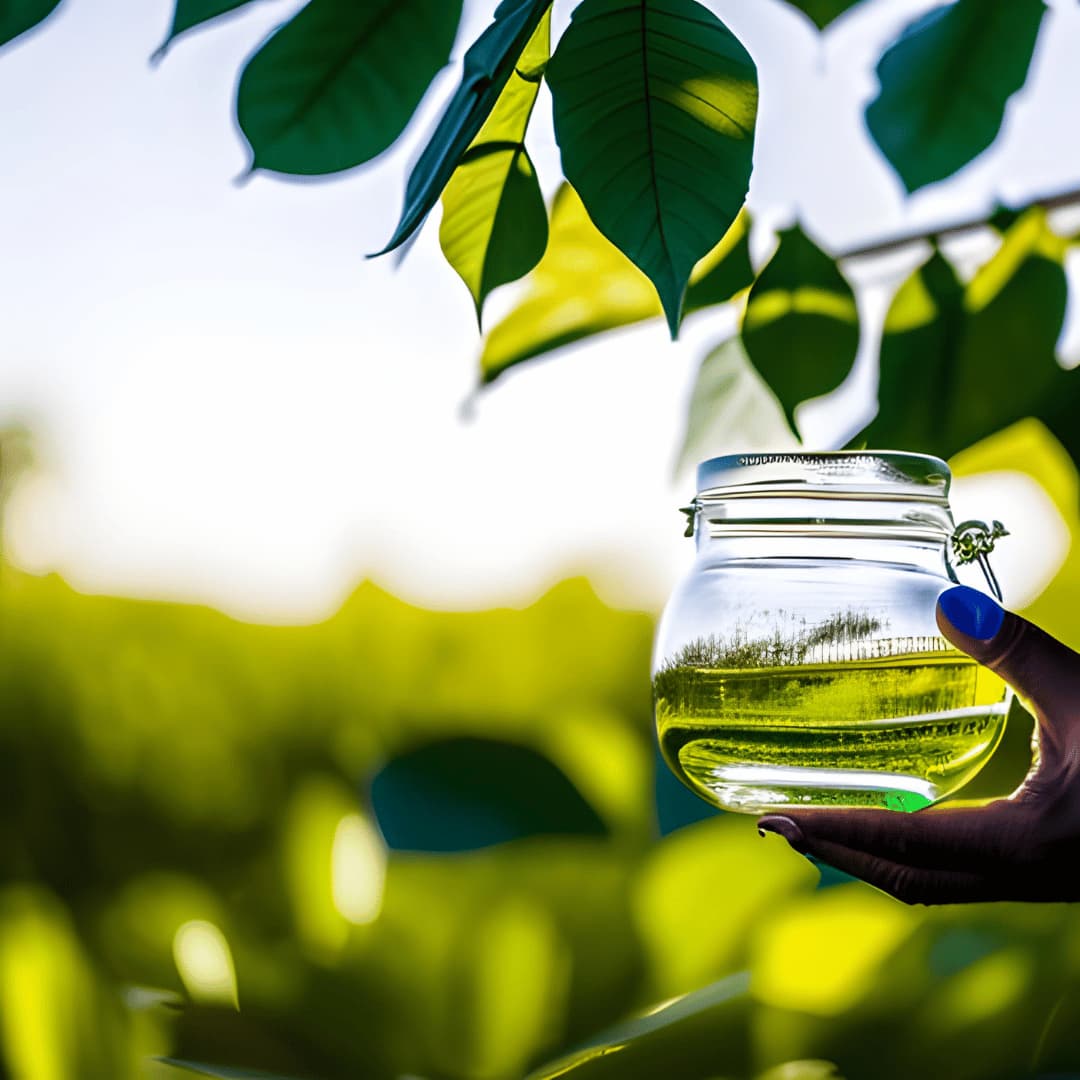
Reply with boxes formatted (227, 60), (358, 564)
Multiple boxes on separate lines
(2, 0), (1080, 621)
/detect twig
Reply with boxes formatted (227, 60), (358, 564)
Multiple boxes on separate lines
(836, 182), (1080, 261)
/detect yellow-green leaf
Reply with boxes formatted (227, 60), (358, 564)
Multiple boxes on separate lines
(439, 12), (551, 322)
(479, 186), (753, 384)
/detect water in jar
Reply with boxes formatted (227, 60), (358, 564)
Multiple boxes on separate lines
(653, 608), (1009, 812)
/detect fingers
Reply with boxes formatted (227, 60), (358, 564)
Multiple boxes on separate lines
(936, 586), (1080, 767)
(794, 838), (1002, 905)
(758, 811), (1019, 904)
(759, 801), (1032, 874)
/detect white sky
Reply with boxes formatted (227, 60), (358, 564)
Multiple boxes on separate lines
(2, 0), (1080, 621)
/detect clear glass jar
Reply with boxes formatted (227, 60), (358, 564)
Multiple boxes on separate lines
(653, 452), (1010, 814)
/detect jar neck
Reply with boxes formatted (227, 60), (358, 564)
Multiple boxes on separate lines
(694, 531), (954, 576)
(689, 494), (957, 576)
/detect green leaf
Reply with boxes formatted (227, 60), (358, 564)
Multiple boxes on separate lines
(783, 0), (862, 30)
(236, 0), (463, 176)
(676, 337), (796, 476)
(528, 973), (752, 1079)
(865, 0), (1045, 193)
(0, 0), (62, 49)
(479, 186), (754, 384)
(546, 0), (757, 336)
(162, 1062), (306, 1080)
(741, 224), (858, 433)
(439, 12), (550, 323)
(862, 209), (1074, 459)
(374, 0), (553, 256)
(154, 1), (271, 57)
(370, 736), (608, 852)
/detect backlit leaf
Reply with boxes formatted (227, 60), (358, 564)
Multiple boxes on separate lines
(547, 0), (757, 336)
(741, 224), (858, 433)
(783, 0), (863, 30)
(156, 0), (269, 56)
(865, 0), (1046, 193)
(370, 737), (608, 852)
(479, 186), (754, 384)
(439, 12), (551, 322)
(861, 210), (1075, 460)
(236, 0), (463, 175)
(0, 0), (62, 49)
(676, 337), (797, 476)
(374, 0), (553, 255)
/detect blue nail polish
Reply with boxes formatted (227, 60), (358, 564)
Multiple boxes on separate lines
(938, 585), (1004, 640)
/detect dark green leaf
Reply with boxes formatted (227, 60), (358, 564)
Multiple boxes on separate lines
(155, 0), (269, 56)
(784, 0), (863, 30)
(439, 12), (550, 322)
(162, 1062), (308, 1080)
(675, 336), (794, 476)
(236, 0), (463, 176)
(547, 0), (757, 336)
(741, 224), (858, 433)
(528, 973), (752, 1079)
(862, 210), (1074, 459)
(479, 187), (753, 383)
(0, 0), (62, 49)
(373, 0), (553, 255)
(370, 736), (608, 852)
(866, 0), (1045, 193)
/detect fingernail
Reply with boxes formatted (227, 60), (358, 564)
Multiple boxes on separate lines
(938, 585), (1004, 641)
(757, 815), (806, 853)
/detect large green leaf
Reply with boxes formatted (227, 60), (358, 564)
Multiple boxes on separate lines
(479, 186), (754, 384)
(0, 0), (62, 49)
(439, 12), (550, 323)
(373, 0), (553, 256)
(546, 0), (757, 336)
(865, 0), (1046, 193)
(369, 736), (608, 852)
(784, 0), (862, 29)
(741, 224), (858, 433)
(235, 0), (463, 176)
(676, 336), (795, 476)
(154, 1), (271, 57)
(861, 210), (1074, 459)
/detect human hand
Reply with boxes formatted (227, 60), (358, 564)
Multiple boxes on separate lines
(758, 585), (1080, 904)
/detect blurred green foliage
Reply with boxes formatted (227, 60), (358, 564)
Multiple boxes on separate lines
(5, 416), (1080, 1080)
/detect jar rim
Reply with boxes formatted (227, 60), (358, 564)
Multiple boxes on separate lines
(696, 450), (951, 500)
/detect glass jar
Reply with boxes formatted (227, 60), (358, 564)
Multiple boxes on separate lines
(653, 452), (1010, 814)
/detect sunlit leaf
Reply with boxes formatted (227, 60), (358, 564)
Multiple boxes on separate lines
(741, 224), (858, 433)
(676, 336), (795, 476)
(370, 737), (608, 852)
(439, 12), (550, 322)
(633, 816), (817, 998)
(861, 210), (1074, 459)
(0, 0), (62, 49)
(479, 187), (754, 383)
(547, 0), (757, 336)
(751, 885), (921, 1016)
(236, 0), (463, 175)
(783, 1), (862, 29)
(865, 0), (1046, 192)
(374, 0), (553, 255)
(155, 0), (269, 56)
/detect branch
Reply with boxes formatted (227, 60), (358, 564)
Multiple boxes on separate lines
(835, 182), (1080, 262)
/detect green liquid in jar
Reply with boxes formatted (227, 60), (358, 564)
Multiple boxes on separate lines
(654, 641), (1009, 813)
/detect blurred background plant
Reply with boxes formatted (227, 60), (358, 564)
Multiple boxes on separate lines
(5, 0), (1080, 1077)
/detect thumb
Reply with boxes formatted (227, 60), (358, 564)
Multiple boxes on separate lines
(936, 585), (1080, 762)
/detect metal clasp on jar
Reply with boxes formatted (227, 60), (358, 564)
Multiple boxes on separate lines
(951, 519), (1009, 602)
